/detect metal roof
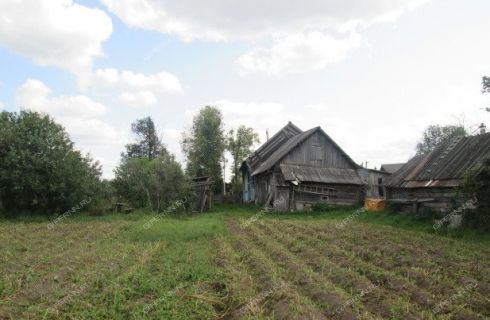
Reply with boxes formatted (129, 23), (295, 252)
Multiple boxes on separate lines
(280, 164), (363, 185)
(380, 163), (405, 174)
(386, 133), (490, 188)
(244, 121), (302, 172)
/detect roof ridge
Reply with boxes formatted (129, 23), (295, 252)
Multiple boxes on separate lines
(252, 126), (359, 176)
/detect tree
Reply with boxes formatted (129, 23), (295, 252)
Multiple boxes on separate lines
(483, 76), (490, 112)
(113, 155), (187, 212)
(0, 111), (101, 215)
(482, 76), (490, 93)
(182, 106), (225, 193)
(114, 117), (188, 211)
(461, 159), (490, 229)
(226, 126), (260, 194)
(416, 124), (467, 155)
(123, 117), (167, 160)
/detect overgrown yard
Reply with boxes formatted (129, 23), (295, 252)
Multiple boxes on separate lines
(1, 206), (489, 319)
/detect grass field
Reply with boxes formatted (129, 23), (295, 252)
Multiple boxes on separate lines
(1, 206), (489, 319)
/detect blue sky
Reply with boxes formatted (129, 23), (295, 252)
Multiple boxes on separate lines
(1, 0), (489, 178)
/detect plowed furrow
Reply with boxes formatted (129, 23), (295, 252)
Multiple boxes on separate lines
(226, 220), (327, 320)
(279, 221), (486, 319)
(243, 222), (373, 320)
(256, 221), (428, 320)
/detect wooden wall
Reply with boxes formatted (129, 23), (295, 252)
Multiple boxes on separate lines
(281, 131), (355, 169)
(292, 183), (362, 211)
(255, 174), (269, 205)
(242, 170), (255, 202)
(358, 169), (391, 198)
(386, 187), (464, 212)
(251, 130), (366, 210)
(274, 187), (290, 211)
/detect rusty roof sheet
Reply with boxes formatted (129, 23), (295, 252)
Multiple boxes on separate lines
(386, 133), (490, 188)
(280, 164), (363, 185)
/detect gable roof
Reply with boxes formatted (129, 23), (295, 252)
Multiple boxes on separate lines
(244, 121), (302, 172)
(386, 133), (490, 188)
(380, 163), (405, 174)
(252, 126), (360, 176)
(281, 164), (363, 185)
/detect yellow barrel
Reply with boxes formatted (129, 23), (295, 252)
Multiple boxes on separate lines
(364, 198), (386, 211)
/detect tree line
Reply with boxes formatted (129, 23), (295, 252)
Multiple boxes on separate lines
(0, 106), (258, 216)
(1, 77), (487, 216)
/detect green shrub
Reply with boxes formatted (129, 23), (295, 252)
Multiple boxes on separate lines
(460, 158), (490, 230)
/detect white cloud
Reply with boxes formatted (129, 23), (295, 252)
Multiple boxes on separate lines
(0, 0), (112, 75)
(0, 101), (4, 109)
(162, 128), (184, 161)
(15, 79), (127, 178)
(101, 0), (427, 74)
(101, 0), (429, 41)
(90, 68), (182, 106)
(211, 99), (306, 144)
(238, 31), (362, 74)
(16, 79), (106, 119)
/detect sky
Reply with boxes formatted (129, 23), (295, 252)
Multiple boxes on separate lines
(1, 0), (489, 179)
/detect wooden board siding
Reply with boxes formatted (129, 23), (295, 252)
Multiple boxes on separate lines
(292, 183), (362, 210)
(255, 174), (269, 205)
(242, 170), (255, 202)
(275, 187), (290, 211)
(358, 169), (391, 198)
(386, 187), (466, 212)
(281, 131), (356, 169)
(281, 164), (363, 185)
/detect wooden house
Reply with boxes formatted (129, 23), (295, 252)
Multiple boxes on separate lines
(385, 133), (490, 212)
(241, 122), (381, 211)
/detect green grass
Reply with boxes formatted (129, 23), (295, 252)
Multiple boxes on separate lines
(0, 210), (233, 319)
(258, 207), (490, 244)
(1, 204), (489, 319)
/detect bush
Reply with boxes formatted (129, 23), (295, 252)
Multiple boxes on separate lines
(0, 111), (102, 215)
(312, 202), (330, 212)
(113, 154), (188, 212)
(460, 158), (490, 229)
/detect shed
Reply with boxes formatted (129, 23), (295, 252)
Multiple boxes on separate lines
(385, 133), (490, 212)
(357, 168), (391, 198)
(191, 176), (213, 213)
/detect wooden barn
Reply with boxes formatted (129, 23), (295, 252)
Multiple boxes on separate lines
(241, 122), (383, 211)
(385, 133), (490, 212)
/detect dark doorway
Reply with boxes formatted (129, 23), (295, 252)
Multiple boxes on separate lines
(378, 177), (384, 197)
